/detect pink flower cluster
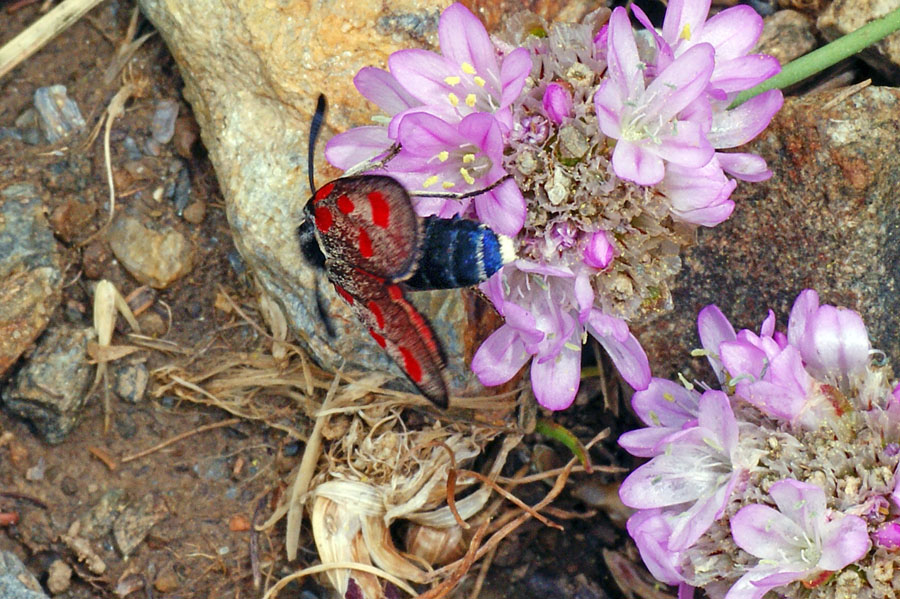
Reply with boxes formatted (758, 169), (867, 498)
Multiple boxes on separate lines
(325, 0), (782, 410)
(620, 290), (899, 598)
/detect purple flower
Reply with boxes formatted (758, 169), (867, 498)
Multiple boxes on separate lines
(619, 390), (748, 550)
(471, 261), (650, 410)
(541, 83), (573, 124)
(727, 479), (871, 599)
(787, 289), (871, 382)
(626, 509), (687, 585)
(618, 378), (701, 457)
(594, 7), (716, 185)
(325, 67), (421, 171)
(705, 290), (872, 428)
(582, 230), (616, 269)
(389, 111), (526, 235)
(388, 3), (531, 133)
(873, 522), (900, 550)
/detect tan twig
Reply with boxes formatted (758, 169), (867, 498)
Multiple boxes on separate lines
(261, 562), (417, 599)
(0, 0), (106, 80)
(120, 418), (241, 463)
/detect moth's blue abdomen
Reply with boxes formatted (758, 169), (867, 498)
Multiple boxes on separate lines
(405, 217), (515, 290)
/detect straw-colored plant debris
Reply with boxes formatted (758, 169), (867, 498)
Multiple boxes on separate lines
(144, 291), (592, 599)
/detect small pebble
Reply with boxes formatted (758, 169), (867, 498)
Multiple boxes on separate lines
(25, 457), (46, 481)
(60, 476), (79, 496)
(154, 566), (180, 593)
(46, 559), (72, 594)
(182, 199), (206, 224)
(123, 136), (143, 161)
(34, 85), (86, 143)
(173, 165), (192, 215)
(173, 114), (201, 158)
(150, 99), (179, 144)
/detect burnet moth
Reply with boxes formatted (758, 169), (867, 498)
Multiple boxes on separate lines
(298, 95), (515, 407)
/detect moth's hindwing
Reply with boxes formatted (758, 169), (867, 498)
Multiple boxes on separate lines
(325, 258), (449, 408)
(305, 175), (423, 281)
(405, 216), (512, 290)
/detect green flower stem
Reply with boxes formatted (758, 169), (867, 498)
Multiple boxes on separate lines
(535, 419), (593, 473)
(733, 6), (900, 106)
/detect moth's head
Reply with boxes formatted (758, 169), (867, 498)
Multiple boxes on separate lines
(298, 219), (325, 269)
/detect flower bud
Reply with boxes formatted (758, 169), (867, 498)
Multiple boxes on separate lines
(583, 231), (615, 269)
(542, 82), (573, 124)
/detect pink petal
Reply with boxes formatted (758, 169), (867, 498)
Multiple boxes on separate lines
(397, 112), (465, 154)
(324, 126), (393, 170)
(471, 325), (531, 386)
(662, 0), (711, 46)
(474, 179), (526, 236)
(709, 89), (783, 148)
(593, 79), (625, 138)
(500, 48), (532, 107)
(354, 67), (420, 115)
(530, 343), (582, 410)
(438, 3), (499, 85)
(613, 139), (665, 185)
(787, 289), (819, 346)
(652, 120), (715, 170)
(711, 55), (781, 94)
(818, 514), (871, 570)
(716, 152), (771, 182)
(697, 304), (736, 382)
(643, 44), (715, 124)
(587, 312), (651, 390)
(606, 7), (644, 99)
(388, 49), (459, 106)
(698, 5), (763, 60)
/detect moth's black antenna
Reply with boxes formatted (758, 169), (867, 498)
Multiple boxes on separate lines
(308, 94), (327, 193)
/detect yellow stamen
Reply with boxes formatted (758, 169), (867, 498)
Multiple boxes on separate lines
(423, 175), (439, 188)
(462, 153), (475, 164)
(465, 93), (476, 107)
(564, 342), (580, 352)
(447, 92), (459, 106)
(473, 76), (485, 87)
(459, 167), (474, 185)
(442, 181), (455, 189)
(437, 151), (449, 162)
(444, 75), (461, 85)
(460, 62), (476, 74)
(680, 23), (691, 41)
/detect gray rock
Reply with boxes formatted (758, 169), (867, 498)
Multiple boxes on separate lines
(114, 362), (149, 403)
(0, 551), (49, 599)
(123, 136), (143, 161)
(634, 87), (900, 380)
(757, 10), (817, 66)
(113, 492), (168, 557)
(818, 0), (900, 82)
(77, 488), (128, 540)
(33, 85), (86, 144)
(150, 99), (180, 144)
(1, 325), (95, 444)
(136, 0), (499, 399)
(0, 184), (63, 378)
(107, 213), (195, 289)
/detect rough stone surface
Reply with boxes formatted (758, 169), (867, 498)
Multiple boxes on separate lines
(818, 0), (900, 81)
(134, 0), (547, 398)
(113, 492), (168, 557)
(634, 87), (900, 381)
(108, 213), (194, 289)
(113, 362), (149, 404)
(757, 10), (818, 66)
(1, 325), (95, 444)
(0, 551), (49, 599)
(0, 183), (63, 378)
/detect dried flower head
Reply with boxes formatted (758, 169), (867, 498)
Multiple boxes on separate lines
(619, 290), (900, 599)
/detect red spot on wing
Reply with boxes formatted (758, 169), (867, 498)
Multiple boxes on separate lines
(369, 329), (387, 348)
(333, 284), (354, 305)
(367, 301), (385, 329)
(367, 191), (390, 228)
(314, 181), (335, 203)
(358, 228), (373, 258)
(336, 194), (355, 215)
(388, 285), (403, 300)
(398, 346), (423, 382)
(315, 206), (333, 232)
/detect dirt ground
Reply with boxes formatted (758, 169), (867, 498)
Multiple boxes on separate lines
(0, 2), (646, 598)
